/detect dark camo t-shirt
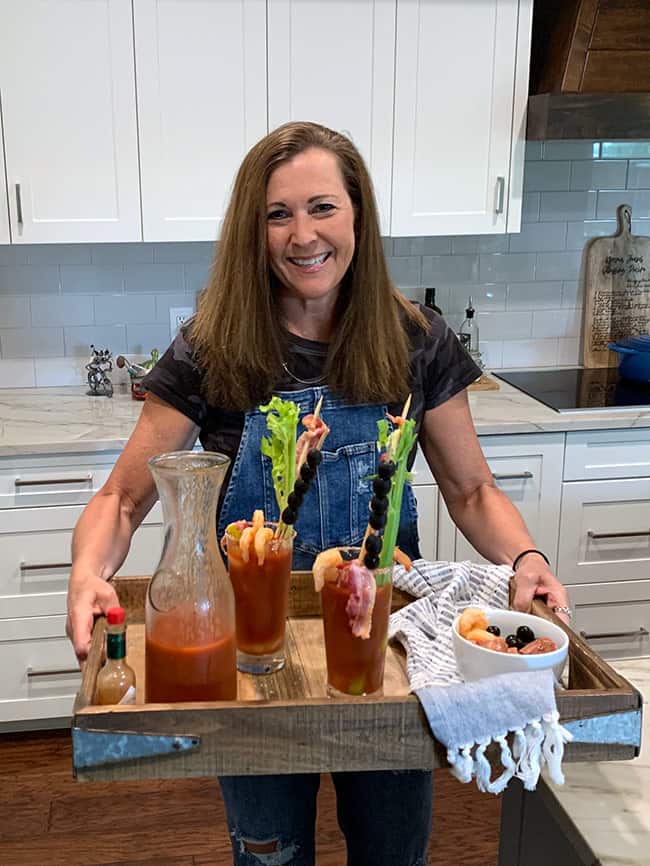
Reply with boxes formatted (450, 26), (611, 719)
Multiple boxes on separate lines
(143, 302), (480, 476)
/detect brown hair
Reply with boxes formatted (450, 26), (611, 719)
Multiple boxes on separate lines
(191, 121), (428, 410)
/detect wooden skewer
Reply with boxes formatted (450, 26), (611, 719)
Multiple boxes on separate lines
(401, 393), (412, 420)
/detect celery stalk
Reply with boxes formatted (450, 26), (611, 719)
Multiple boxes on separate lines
(377, 417), (418, 571)
(260, 396), (299, 518)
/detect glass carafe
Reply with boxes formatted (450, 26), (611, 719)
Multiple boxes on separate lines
(145, 451), (237, 702)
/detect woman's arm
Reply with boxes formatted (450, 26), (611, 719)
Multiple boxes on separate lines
(418, 390), (571, 622)
(66, 394), (199, 661)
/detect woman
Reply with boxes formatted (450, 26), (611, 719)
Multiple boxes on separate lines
(67, 121), (570, 866)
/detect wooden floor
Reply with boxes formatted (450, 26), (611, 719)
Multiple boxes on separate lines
(0, 730), (501, 866)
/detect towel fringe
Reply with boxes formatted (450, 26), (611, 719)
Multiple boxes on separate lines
(542, 710), (574, 785)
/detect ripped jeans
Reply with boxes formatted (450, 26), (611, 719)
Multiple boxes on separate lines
(218, 770), (433, 866)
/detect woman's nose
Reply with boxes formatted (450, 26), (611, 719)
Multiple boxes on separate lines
(290, 212), (317, 246)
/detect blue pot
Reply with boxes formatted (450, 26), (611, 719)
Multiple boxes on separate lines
(608, 336), (650, 383)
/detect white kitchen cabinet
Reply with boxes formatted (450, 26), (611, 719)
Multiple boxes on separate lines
(267, 0), (396, 235)
(415, 484), (438, 562)
(0, 450), (164, 726)
(0, 127), (9, 244)
(391, 0), (533, 236)
(557, 478), (650, 585)
(437, 433), (564, 569)
(0, 0), (141, 243)
(569, 581), (650, 661)
(134, 0), (267, 241)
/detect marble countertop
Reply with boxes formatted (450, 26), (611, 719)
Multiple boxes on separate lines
(1, 377), (650, 456)
(547, 657), (649, 866)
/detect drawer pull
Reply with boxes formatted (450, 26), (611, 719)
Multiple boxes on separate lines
(587, 529), (650, 540)
(15, 474), (93, 488)
(493, 471), (533, 481)
(579, 627), (649, 641)
(20, 561), (72, 572)
(26, 666), (80, 678)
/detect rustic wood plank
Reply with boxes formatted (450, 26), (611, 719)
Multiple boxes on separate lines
(583, 49), (650, 90)
(527, 92), (650, 139)
(74, 617), (106, 712)
(591, 0), (650, 50)
(564, 0), (599, 91)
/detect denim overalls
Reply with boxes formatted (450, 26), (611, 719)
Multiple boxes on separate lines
(218, 385), (421, 568)
(217, 386), (432, 866)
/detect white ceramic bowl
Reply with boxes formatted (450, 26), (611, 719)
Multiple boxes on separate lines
(451, 608), (569, 682)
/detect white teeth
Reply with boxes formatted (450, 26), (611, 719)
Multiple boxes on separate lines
(290, 253), (328, 267)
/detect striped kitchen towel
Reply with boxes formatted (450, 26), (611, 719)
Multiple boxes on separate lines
(388, 560), (573, 794)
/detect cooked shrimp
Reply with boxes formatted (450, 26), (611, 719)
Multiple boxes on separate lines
(239, 526), (255, 563)
(254, 526), (274, 566)
(465, 627), (495, 644)
(458, 607), (488, 639)
(313, 547), (343, 592)
(251, 509), (265, 533)
(393, 547), (412, 571)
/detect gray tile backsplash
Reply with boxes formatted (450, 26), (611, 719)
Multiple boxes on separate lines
(1, 138), (649, 386)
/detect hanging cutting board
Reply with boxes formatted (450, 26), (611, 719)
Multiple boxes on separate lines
(582, 204), (650, 367)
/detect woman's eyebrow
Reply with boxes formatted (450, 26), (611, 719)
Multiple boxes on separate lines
(266, 194), (341, 208)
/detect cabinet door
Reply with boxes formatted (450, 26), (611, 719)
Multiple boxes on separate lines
(268, 0), (395, 234)
(392, 0), (531, 236)
(0, 0), (141, 243)
(134, 0), (267, 241)
(438, 433), (564, 569)
(557, 478), (650, 585)
(0, 129), (9, 244)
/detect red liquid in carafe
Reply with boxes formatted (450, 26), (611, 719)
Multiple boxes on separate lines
(145, 602), (237, 702)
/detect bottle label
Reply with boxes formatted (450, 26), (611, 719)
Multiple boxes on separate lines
(118, 685), (136, 705)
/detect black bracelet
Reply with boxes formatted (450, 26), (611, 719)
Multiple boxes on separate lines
(512, 548), (550, 571)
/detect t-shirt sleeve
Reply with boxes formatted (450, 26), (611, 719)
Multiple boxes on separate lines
(142, 328), (209, 427)
(416, 306), (482, 410)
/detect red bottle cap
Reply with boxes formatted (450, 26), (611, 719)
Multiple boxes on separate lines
(107, 607), (125, 625)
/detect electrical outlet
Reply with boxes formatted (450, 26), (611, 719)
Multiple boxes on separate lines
(169, 306), (193, 339)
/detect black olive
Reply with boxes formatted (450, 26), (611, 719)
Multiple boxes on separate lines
(287, 491), (303, 511)
(300, 464), (315, 482)
(281, 506), (296, 525)
(505, 634), (521, 649)
(373, 477), (391, 497)
(306, 449), (322, 469)
(340, 548), (357, 561)
(369, 511), (387, 530)
(377, 460), (396, 479)
(364, 553), (380, 570)
(516, 625), (535, 645)
(370, 495), (388, 514)
(486, 625), (501, 637)
(365, 534), (382, 555)
(293, 478), (309, 496)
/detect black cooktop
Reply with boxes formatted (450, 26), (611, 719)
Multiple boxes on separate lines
(493, 367), (650, 413)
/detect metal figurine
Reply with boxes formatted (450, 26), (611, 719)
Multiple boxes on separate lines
(86, 345), (114, 398)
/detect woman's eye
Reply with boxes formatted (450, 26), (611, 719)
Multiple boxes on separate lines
(313, 203), (335, 214)
(267, 209), (289, 221)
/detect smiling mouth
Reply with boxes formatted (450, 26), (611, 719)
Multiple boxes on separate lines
(287, 252), (331, 267)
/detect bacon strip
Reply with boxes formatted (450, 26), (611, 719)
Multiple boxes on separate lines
(341, 561), (377, 640)
(295, 398), (330, 472)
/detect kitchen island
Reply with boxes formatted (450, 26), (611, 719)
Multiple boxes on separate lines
(499, 657), (648, 866)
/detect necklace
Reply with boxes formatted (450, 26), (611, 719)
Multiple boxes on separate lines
(281, 361), (327, 386)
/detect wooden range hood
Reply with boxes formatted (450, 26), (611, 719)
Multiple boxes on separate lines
(527, 0), (650, 140)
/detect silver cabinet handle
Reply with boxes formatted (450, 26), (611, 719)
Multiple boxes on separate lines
(493, 471), (533, 481)
(579, 627), (648, 641)
(15, 183), (23, 227)
(20, 561), (72, 572)
(587, 529), (650, 540)
(14, 474), (93, 488)
(495, 176), (505, 214)
(27, 666), (81, 678)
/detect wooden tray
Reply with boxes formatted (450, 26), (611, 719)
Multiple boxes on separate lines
(72, 573), (642, 781)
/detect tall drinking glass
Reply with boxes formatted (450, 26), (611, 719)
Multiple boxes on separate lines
(320, 548), (394, 697)
(225, 524), (295, 674)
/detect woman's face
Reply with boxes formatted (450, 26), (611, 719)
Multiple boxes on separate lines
(266, 147), (355, 307)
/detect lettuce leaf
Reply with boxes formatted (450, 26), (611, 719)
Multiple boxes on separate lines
(260, 396), (300, 515)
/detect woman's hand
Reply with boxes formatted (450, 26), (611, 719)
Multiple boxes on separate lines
(511, 552), (571, 626)
(66, 574), (119, 663)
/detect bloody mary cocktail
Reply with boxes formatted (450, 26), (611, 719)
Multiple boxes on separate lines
(318, 549), (393, 697)
(225, 523), (294, 674)
(145, 601), (237, 703)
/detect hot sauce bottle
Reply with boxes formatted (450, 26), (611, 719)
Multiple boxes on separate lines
(96, 606), (136, 705)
